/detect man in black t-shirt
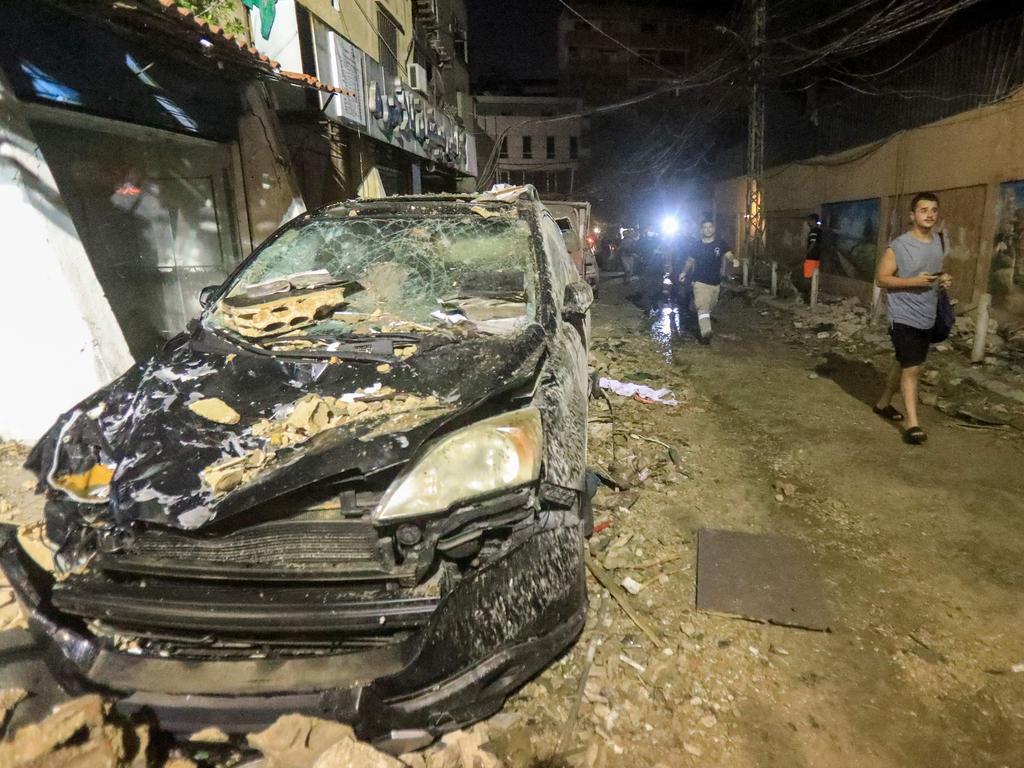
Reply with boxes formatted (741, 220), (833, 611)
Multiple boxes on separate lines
(681, 216), (734, 344)
(802, 213), (823, 300)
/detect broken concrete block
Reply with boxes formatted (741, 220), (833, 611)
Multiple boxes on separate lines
(247, 714), (358, 768)
(620, 576), (643, 595)
(0, 695), (137, 768)
(286, 394), (332, 434)
(188, 726), (231, 743)
(188, 397), (240, 425)
(312, 736), (404, 768)
(217, 286), (348, 338)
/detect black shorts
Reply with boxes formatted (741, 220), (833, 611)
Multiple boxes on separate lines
(889, 322), (931, 368)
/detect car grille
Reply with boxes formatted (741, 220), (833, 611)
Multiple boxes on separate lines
(54, 510), (431, 654)
(96, 520), (399, 581)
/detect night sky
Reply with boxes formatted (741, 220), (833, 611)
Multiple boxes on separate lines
(466, 0), (560, 83)
(466, 0), (737, 84)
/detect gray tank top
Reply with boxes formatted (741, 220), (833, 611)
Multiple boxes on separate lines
(886, 231), (946, 330)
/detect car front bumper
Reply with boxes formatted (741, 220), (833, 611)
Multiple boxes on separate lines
(0, 523), (586, 752)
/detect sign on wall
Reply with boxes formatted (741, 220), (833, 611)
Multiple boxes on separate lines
(821, 198), (880, 282)
(311, 20), (366, 128)
(332, 34), (366, 127)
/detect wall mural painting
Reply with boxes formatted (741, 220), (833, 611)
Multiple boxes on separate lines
(992, 181), (1024, 317)
(821, 198), (880, 282)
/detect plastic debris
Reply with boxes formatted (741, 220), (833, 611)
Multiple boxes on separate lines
(598, 377), (678, 406)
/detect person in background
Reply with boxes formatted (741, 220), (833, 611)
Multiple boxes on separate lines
(873, 191), (952, 444)
(680, 216), (734, 344)
(803, 213), (823, 300)
(619, 229), (639, 282)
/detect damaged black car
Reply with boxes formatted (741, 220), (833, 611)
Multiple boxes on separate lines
(1, 187), (593, 751)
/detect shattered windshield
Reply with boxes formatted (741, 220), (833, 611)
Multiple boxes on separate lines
(206, 207), (539, 347)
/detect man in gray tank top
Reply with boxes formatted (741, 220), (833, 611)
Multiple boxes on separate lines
(873, 192), (952, 444)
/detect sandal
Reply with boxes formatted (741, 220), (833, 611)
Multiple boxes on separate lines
(873, 405), (904, 422)
(904, 426), (927, 445)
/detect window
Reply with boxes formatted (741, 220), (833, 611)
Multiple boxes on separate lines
(661, 49), (689, 68)
(569, 136), (578, 159)
(522, 136), (532, 159)
(499, 136), (508, 159)
(377, 7), (399, 83)
(453, 20), (469, 64)
(546, 136), (555, 160)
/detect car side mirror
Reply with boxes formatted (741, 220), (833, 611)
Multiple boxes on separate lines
(562, 281), (594, 320)
(198, 285), (220, 308)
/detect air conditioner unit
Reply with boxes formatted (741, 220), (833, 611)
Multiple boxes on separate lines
(407, 63), (428, 95)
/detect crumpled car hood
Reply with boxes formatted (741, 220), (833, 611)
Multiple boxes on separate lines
(29, 325), (546, 531)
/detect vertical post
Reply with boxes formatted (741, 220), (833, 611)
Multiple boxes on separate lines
(770, 261), (778, 297)
(743, 0), (766, 276)
(742, 260), (750, 288)
(870, 284), (884, 325)
(810, 266), (820, 308)
(971, 293), (992, 363)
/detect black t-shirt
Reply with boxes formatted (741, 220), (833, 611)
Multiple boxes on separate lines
(806, 225), (822, 261)
(690, 239), (729, 286)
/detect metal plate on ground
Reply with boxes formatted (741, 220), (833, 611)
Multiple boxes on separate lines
(696, 528), (830, 631)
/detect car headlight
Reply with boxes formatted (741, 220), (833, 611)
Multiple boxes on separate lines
(373, 407), (543, 523)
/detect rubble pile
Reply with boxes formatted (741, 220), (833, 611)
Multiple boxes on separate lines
(0, 695), (153, 768)
(201, 389), (449, 495)
(763, 294), (1024, 432)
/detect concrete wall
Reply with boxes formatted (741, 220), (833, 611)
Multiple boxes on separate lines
(715, 88), (1024, 317)
(237, 82), (306, 249)
(300, 0), (413, 68)
(0, 70), (134, 442)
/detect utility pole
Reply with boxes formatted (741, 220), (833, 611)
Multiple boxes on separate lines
(744, 0), (766, 283)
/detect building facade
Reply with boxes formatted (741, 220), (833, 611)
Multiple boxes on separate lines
(475, 95), (584, 195)
(714, 87), (1024, 325)
(248, 0), (478, 204)
(557, 3), (715, 104)
(0, 0), (321, 440)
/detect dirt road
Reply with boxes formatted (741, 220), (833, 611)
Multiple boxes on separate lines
(0, 281), (1021, 767)
(501, 281), (1024, 768)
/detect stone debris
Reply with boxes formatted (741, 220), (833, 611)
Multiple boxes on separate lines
(417, 725), (500, 768)
(201, 390), (448, 496)
(0, 586), (28, 632)
(0, 688), (26, 732)
(620, 575), (643, 595)
(217, 286), (348, 338)
(16, 523), (54, 574)
(246, 714), (401, 768)
(187, 397), (241, 425)
(187, 726), (231, 743)
(0, 695), (149, 768)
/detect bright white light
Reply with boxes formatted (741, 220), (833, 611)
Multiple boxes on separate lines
(660, 215), (680, 237)
(593, 226), (601, 235)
